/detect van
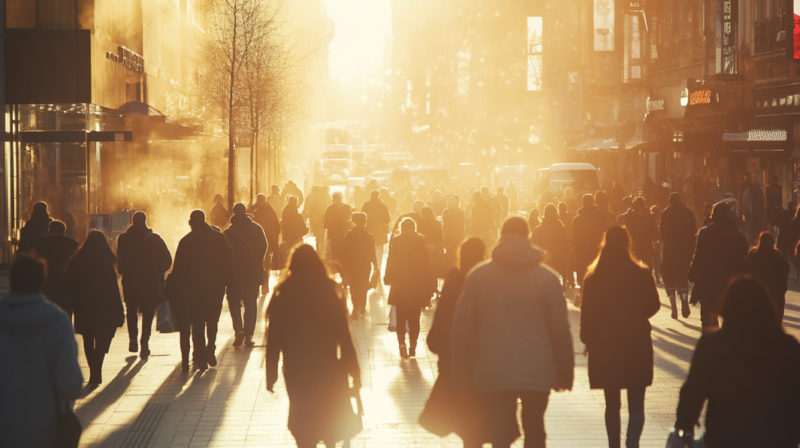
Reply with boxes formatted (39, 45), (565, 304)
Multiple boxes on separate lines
(532, 163), (600, 204)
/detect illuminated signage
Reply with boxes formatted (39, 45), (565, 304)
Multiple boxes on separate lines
(723, 130), (788, 141)
(594, 0), (615, 51)
(106, 46), (145, 74)
(646, 98), (665, 112)
(689, 90), (712, 105)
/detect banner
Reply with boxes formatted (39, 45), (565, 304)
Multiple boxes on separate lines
(795, 0), (800, 59)
(594, 0), (615, 51)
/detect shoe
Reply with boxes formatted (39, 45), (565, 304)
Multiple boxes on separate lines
(244, 337), (255, 347)
(399, 344), (409, 359)
(669, 296), (678, 320)
(233, 332), (245, 348)
(681, 295), (691, 319)
(409, 345), (416, 358)
(194, 362), (208, 371)
(140, 348), (151, 360)
(181, 360), (190, 373)
(207, 351), (217, 367)
(128, 340), (138, 353)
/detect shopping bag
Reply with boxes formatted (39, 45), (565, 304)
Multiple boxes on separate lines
(665, 428), (705, 448)
(388, 305), (397, 332)
(156, 300), (177, 333)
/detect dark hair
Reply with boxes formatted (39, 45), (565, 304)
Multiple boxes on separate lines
(669, 192), (681, 205)
(721, 276), (782, 336)
(10, 256), (46, 293)
(352, 212), (366, 227)
(458, 237), (486, 273)
(400, 218), (416, 232)
(582, 194), (594, 207)
(280, 244), (331, 287)
(756, 232), (776, 253)
(74, 231), (117, 265)
(48, 220), (67, 235)
(132, 211), (147, 225)
(501, 216), (530, 238)
(31, 202), (49, 220)
(588, 226), (639, 278)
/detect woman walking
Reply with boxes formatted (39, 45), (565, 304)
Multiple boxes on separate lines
(281, 196), (309, 250)
(420, 237), (487, 446)
(580, 226), (660, 448)
(266, 244), (362, 448)
(65, 231), (125, 385)
(741, 232), (790, 321)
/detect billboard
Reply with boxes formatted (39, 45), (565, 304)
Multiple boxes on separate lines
(594, 0), (615, 51)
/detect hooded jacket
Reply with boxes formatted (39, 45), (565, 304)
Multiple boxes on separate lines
(452, 236), (574, 392)
(0, 293), (83, 447)
(224, 213), (268, 287)
(117, 224), (173, 308)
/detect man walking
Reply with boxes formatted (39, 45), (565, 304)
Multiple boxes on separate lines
(251, 193), (281, 295)
(171, 210), (236, 370)
(210, 194), (230, 230)
(224, 203), (268, 347)
(660, 193), (697, 319)
(343, 213), (378, 318)
(452, 217), (574, 448)
(361, 190), (391, 266)
(117, 212), (172, 359)
(324, 192), (352, 266)
(31, 220), (78, 316)
(572, 194), (609, 300)
(618, 197), (659, 269)
(303, 186), (331, 256)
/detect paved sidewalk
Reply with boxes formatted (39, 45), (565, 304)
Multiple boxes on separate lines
(65, 270), (800, 448)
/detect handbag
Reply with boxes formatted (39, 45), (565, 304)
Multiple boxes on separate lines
(156, 300), (177, 333)
(388, 305), (397, 332)
(56, 399), (82, 448)
(665, 428), (705, 448)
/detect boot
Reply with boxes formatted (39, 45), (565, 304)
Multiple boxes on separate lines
(90, 352), (105, 385)
(669, 295), (678, 319)
(128, 339), (138, 353)
(409, 342), (417, 358)
(399, 344), (409, 359)
(681, 294), (691, 318)
(140, 340), (150, 360)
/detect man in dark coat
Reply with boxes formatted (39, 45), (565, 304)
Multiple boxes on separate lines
(531, 204), (570, 289)
(618, 197), (659, 269)
(224, 203), (268, 347)
(469, 191), (496, 247)
(31, 220), (78, 316)
(19, 202), (53, 253)
(688, 202), (749, 332)
(361, 190), (391, 265)
(660, 192), (697, 320)
(251, 193), (281, 294)
(343, 213), (378, 318)
(171, 210), (236, 370)
(572, 194), (610, 299)
(281, 180), (304, 208)
(742, 233), (790, 321)
(210, 194), (230, 230)
(385, 218), (436, 359)
(324, 192), (352, 267)
(116, 211), (173, 359)
(442, 195), (466, 269)
(304, 186), (331, 256)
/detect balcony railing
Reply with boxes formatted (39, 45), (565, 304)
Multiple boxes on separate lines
(754, 16), (787, 54)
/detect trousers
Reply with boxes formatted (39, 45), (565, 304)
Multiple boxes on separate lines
(189, 301), (222, 365)
(662, 268), (689, 298)
(395, 305), (421, 348)
(483, 390), (550, 448)
(350, 282), (369, 314)
(604, 387), (646, 448)
(228, 284), (259, 337)
(126, 301), (155, 347)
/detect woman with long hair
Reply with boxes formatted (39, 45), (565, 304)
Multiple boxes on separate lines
(64, 231), (124, 385)
(420, 237), (488, 446)
(675, 276), (800, 447)
(742, 232), (789, 321)
(580, 226), (660, 448)
(266, 244), (362, 448)
(281, 195), (309, 250)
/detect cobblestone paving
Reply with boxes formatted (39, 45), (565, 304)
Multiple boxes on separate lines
(57, 266), (800, 448)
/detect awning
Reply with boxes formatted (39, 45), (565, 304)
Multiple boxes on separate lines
(574, 139), (647, 152)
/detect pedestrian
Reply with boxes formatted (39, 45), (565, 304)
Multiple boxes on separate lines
(224, 203), (268, 347)
(304, 186), (331, 257)
(164, 267), (193, 372)
(31, 220), (79, 316)
(531, 204), (570, 290)
(419, 206), (445, 278)
(650, 205), (663, 284)
(252, 193), (281, 293)
(497, 186), (509, 220)
(171, 210), (236, 370)
(343, 213), (378, 318)
(674, 276), (800, 448)
(442, 194), (467, 270)
(281, 196), (309, 250)
(507, 182), (519, 216)
(281, 180), (304, 208)
(18, 201), (53, 253)
(64, 231), (125, 385)
(0, 256), (84, 446)
(742, 181), (765, 245)
(580, 226), (660, 448)
(774, 202), (794, 260)
(210, 193), (230, 230)
(266, 244), (362, 448)
(595, 191), (616, 230)
(116, 212), (172, 359)
(361, 190), (391, 265)
(268, 184), (284, 218)
(742, 232), (789, 321)
(688, 202), (749, 332)
(323, 192), (352, 267)
(527, 208), (541, 232)
(573, 194), (608, 301)
(380, 187), (398, 223)
(469, 191), (496, 247)
(617, 197), (659, 269)
(660, 193), (697, 320)
(421, 237), (488, 446)
(765, 174), (782, 226)
(452, 217), (574, 448)
(384, 218), (437, 359)
(558, 202), (573, 238)
(429, 190), (447, 217)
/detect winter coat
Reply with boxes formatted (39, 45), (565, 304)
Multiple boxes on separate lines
(252, 201), (280, 256)
(442, 207), (466, 252)
(343, 227), (376, 287)
(280, 207), (309, 248)
(572, 205), (609, 268)
(171, 223), (236, 316)
(618, 208), (659, 266)
(385, 231), (436, 308)
(688, 215), (749, 308)
(19, 215), (52, 253)
(209, 203), (230, 230)
(224, 214), (268, 287)
(580, 263), (660, 389)
(659, 202), (697, 277)
(531, 216), (570, 275)
(324, 203), (352, 241)
(452, 236), (574, 392)
(676, 331), (800, 448)
(303, 189), (331, 231)
(0, 293), (83, 448)
(742, 248), (790, 317)
(266, 278), (361, 442)
(419, 215), (444, 246)
(64, 252), (124, 337)
(361, 198), (391, 245)
(469, 198), (496, 238)
(31, 234), (79, 314)
(117, 225), (172, 309)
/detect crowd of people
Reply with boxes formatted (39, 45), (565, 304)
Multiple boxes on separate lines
(2, 176), (800, 448)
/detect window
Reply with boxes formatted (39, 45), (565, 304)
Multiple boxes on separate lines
(527, 17), (543, 91)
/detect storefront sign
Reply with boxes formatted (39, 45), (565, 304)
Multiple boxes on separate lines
(723, 130), (788, 141)
(106, 46), (145, 74)
(689, 90), (712, 105)
(716, 0), (737, 74)
(646, 98), (665, 112)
